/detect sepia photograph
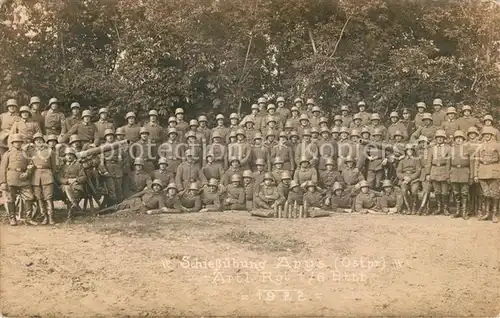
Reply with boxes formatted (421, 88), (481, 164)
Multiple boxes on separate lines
(0, 0), (499, 316)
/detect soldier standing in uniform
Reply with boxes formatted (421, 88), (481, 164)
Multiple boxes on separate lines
(223, 174), (246, 210)
(197, 115), (211, 143)
(64, 102), (81, 132)
(449, 130), (473, 219)
(317, 128), (336, 172)
(294, 129), (318, 167)
(457, 105), (481, 133)
(348, 113), (363, 130)
(174, 108), (189, 138)
(271, 132), (294, 171)
(366, 128), (387, 189)
(400, 108), (416, 138)
(243, 117), (258, 143)
(432, 98), (446, 128)
(119, 112), (141, 143)
(369, 113), (387, 140)
(414, 102), (427, 128)
(43, 97), (66, 136)
(416, 136), (432, 215)
(481, 115), (500, 141)
(1, 99), (19, 134)
(10, 106), (41, 143)
(474, 127), (500, 223)
(202, 151), (225, 182)
(131, 127), (156, 175)
(94, 108), (114, 145)
(128, 158), (151, 195)
(441, 107), (460, 141)
(240, 104), (259, 127)
(271, 157), (286, 184)
(288, 106), (301, 130)
(387, 111), (408, 141)
(396, 144), (421, 214)
(207, 130), (228, 169)
(176, 149), (207, 191)
(30, 133), (57, 225)
(467, 127), (482, 216)
(310, 106), (322, 128)
(143, 110), (163, 153)
(63, 110), (99, 146)
(410, 113), (437, 142)
(255, 97), (268, 131)
(276, 96), (290, 123)
(250, 133), (270, 171)
(293, 157), (318, 186)
(211, 114), (229, 144)
(252, 159), (266, 190)
(0, 134), (36, 226)
(29, 96), (45, 134)
(58, 147), (87, 223)
(332, 115), (343, 131)
(355, 101), (371, 126)
(340, 105), (352, 128)
(100, 129), (123, 206)
(319, 158), (343, 190)
(425, 130), (451, 215)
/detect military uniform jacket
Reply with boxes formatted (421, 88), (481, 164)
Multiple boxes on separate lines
(0, 148), (31, 187)
(276, 107), (291, 122)
(355, 190), (379, 211)
(317, 139), (338, 170)
(411, 125), (437, 142)
(366, 144), (385, 171)
(272, 168), (285, 184)
(319, 170), (343, 188)
(416, 147), (430, 181)
(175, 162), (206, 189)
(396, 156), (421, 184)
(288, 115), (301, 130)
(58, 161), (86, 191)
(331, 188), (355, 209)
(244, 128), (259, 144)
(244, 182), (255, 201)
(369, 124), (387, 140)
(43, 110), (66, 135)
(399, 119), (416, 137)
(179, 192), (202, 212)
(271, 144), (294, 166)
(287, 188), (304, 205)
(378, 189), (403, 209)
(341, 167), (363, 186)
(228, 142), (251, 166)
(30, 145), (56, 185)
(356, 111), (371, 126)
(0, 112), (19, 132)
(475, 140), (500, 179)
(197, 127), (211, 143)
(206, 143), (227, 167)
(482, 125), (500, 141)
(432, 110), (446, 127)
(30, 111), (45, 134)
(202, 163), (225, 181)
(152, 169), (174, 186)
(304, 191), (324, 208)
(414, 112), (426, 128)
(449, 144), (473, 183)
(94, 120), (114, 142)
(221, 167), (243, 186)
(133, 140), (156, 162)
(143, 122), (164, 143)
(277, 182), (289, 199)
(164, 194), (182, 210)
(441, 119), (460, 139)
(426, 143), (451, 181)
(293, 167), (318, 185)
(129, 171), (150, 193)
(252, 171), (265, 191)
(64, 116), (80, 132)
(297, 124), (312, 138)
(341, 115), (353, 128)
(101, 142), (123, 178)
(10, 119), (41, 142)
(120, 124), (141, 143)
(142, 192), (168, 210)
(309, 115), (322, 128)
(64, 122), (99, 144)
(294, 141), (319, 164)
(387, 122), (408, 141)
(201, 188), (222, 208)
(225, 184), (245, 205)
(458, 116), (481, 133)
(257, 184), (280, 203)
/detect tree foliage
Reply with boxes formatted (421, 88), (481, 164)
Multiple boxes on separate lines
(1, 0), (499, 124)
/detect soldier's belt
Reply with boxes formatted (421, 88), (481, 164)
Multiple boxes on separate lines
(35, 166), (51, 169)
(432, 163), (445, 166)
(7, 168), (24, 172)
(451, 164), (469, 168)
(479, 160), (499, 165)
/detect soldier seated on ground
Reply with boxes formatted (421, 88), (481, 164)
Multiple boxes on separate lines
(325, 182), (356, 213)
(377, 180), (403, 214)
(242, 170), (255, 211)
(287, 180), (304, 206)
(277, 171), (292, 206)
(303, 180), (326, 209)
(200, 178), (223, 212)
(145, 181), (183, 214)
(128, 158), (151, 196)
(354, 180), (381, 214)
(152, 157), (174, 186)
(222, 174), (246, 211)
(319, 158), (343, 192)
(179, 182), (202, 213)
(254, 172), (282, 209)
(58, 147), (87, 223)
(341, 156), (364, 190)
(143, 179), (171, 214)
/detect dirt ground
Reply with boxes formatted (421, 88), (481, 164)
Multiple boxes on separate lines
(1, 208), (499, 317)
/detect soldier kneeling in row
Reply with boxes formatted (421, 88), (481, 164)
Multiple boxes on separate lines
(303, 181), (326, 209)
(326, 182), (356, 213)
(354, 180), (381, 214)
(179, 182), (202, 213)
(377, 180), (403, 214)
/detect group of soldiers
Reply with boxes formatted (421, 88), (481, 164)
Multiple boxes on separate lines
(0, 96), (499, 225)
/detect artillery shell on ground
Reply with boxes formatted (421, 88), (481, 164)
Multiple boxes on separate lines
(251, 209), (274, 217)
(308, 209), (331, 217)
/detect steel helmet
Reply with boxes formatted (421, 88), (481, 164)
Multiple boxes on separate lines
(82, 110), (93, 118)
(139, 127), (149, 134)
(185, 149), (194, 157)
(175, 108), (184, 114)
(125, 112), (136, 119)
(273, 157), (284, 164)
(19, 106), (31, 114)
(417, 136), (429, 143)
(339, 127), (350, 134)
(257, 97), (267, 104)
(390, 111), (399, 118)
(115, 127), (125, 135)
(151, 179), (163, 188)
(46, 135), (58, 142)
(291, 106), (299, 112)
(361, 127), (370, 135)
(446, 107), (457, 114)
(9, 134), (22, 144)
(64, 147), (77, 155)
(255, 158), (265, 166)
(229, 156), (240, 163)
(299, 114), (309, 121)
(189, 119), (199, 126)
(229, 113), (239, 120)
(433, 98), (443, 106)
(267, 104), (276, 110)
(483, 115), (493, 122)
(332, 182), (343, 192)
(205, 151), (214, 158)
(319, 117), (328, 124)
(306, 98), (315, 105)
(29, 96), (41, 105)
(370, 113), (381, 121)
(166, 182), (178, 191)
(453, 130), (466, 140)
(350, 129), (361, 137)
(279, 131), (288, 138)
(305, 180), (316, 188)
(251, 104), (259, 110)
(216, 114), (225, 120)
(467, 126), (479, 135)
(168, 116), (177, 123)
(434, 130), (447, 138)
(276, 96), (285, 103)
(357, 101), (366, 107)
(481, 126), (496, 136)
(236, 128), (245, 136)
(312, 106), (321, 113)
(302, 129), (311, 136)
(299, 156), (309, 164)
(188, 182), (199, 191)
(167, 128), (178, 135)
(289, 180), (299, 189)
(198, 115), (208, 122)
(359, 180), (370, 188)
(416, 102), (426, 108)
(334, 115), (342, 122)
(331, 127), (340, 134)
(263, 172), (274, 180)
(344, 156), (354, 162)
(422, 113), (433, 121)
(381, 179), (393, 188)
(280, 170), (291, 180)
(211, 131), (221, 139)
(461, 105), (472, 112)
(394, 130), (403, 137)
(184, 131), (196, 139)
(230, 174), (242, 183)
(32, 132), (44, 141)
(245, 117), (255, 124)
(294, 97), (303, 103)
(353, 113), (362, 120)
(148, 110), (159, 116)
(325, 158), (335, 166)
(290, 130), (299, 137)
(405, 143), (415, 150)
(320, 127), (330, 134)
(372, 128), (383, 136)
(69, 135), (82, 144)
(340, 105), (349, 111)
(208, 178), (219, 187)
(242, 170), (253, 178)
(310, 127), (319, 135)
(104, 129), (115, 137)
(265, 129), (276, 137)
(266, 116), (277, 124)
(48, 97), (59, 105)
(158, 157), (168, 165)
(70, 102), (81, 109)
(253, 132), (263, 140)
(98, 107), (108, 114)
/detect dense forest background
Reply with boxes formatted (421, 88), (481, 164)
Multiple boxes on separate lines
(1, 0), (499, 126)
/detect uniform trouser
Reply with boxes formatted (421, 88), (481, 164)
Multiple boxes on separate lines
(377, 197), (402, 210)
(431, 181), (449, 195)
(479, 179), (500, 198)
(421, 180), (433, 192)
(62, 185), (83, 205)
(452, 182), (469, 196)
(366, 170), (384, 189)
(401, 182), (420, 195)
(33, 184), (54, 200)
(246, 200), (253, 210)
(254, 197), (274, 209)
(6, 185), (34, 202)
(144, 161), (155, 176)
(103, 177), (123, 202)
(223, 203), (246, 210)
(45, 128), (61, 135)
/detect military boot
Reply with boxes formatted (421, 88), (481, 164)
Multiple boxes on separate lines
(7, 202), (17, 226)
(65, 209), (73, 224)
(462, 195), (469, 220)
(479, 198), (491, 221)
(411, 197), (418, 215)
(442, 195), (450, 216)
(452, 194), (461, 218)
(39, 200), (48, 225)
(46, 200), (55, 225)
(24, 201), (38, 225)
(491, 199), (499, 223)
(433, 194), (442, 215)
